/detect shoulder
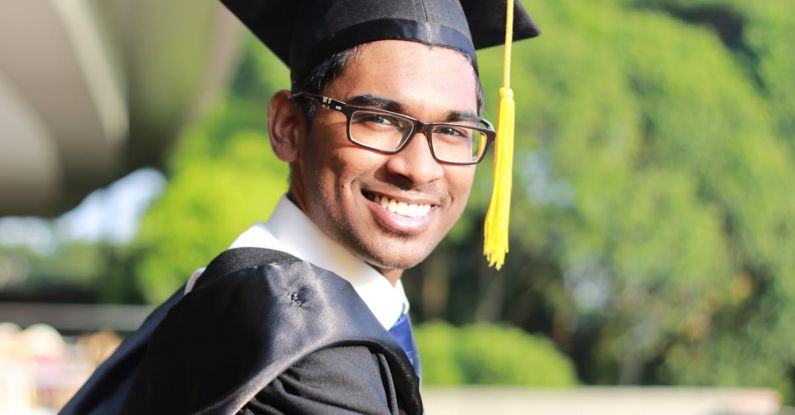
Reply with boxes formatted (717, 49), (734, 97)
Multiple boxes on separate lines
(241, 345), (419, 415)
(122, 248), (418, 414)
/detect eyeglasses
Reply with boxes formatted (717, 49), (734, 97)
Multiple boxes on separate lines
(292, 92), (495, 165)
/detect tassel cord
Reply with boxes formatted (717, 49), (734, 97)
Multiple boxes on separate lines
(483, 0), (516, 270)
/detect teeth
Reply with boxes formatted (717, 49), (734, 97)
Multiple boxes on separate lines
(374, 195), (431, 218)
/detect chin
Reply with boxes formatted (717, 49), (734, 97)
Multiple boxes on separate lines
(362, 243), (434, 272)
(337, 216), (444, 272)
(369, 257), (422, 272)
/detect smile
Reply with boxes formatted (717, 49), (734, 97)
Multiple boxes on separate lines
(373, 194), (432, 218)
(363, 190), (438, 219)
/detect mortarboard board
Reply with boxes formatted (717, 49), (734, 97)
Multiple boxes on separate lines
(221, 0), (540, 269)
(220, 0), (539, 83)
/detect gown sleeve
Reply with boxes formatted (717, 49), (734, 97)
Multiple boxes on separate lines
(239, 346), (406, 415)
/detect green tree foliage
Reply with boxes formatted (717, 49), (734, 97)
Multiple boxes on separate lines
(133, 41), (289, 302)
(404, 0), (795, 394)
(132, 0), (795, 397)
(0, 242), (141, 303)
(416, 321), (577, 386)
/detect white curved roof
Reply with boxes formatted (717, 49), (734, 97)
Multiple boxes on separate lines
(0, 0), (240, 215)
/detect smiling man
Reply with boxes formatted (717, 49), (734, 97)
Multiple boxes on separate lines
(279, 41), (480, 285)
(62, 0), (538, 414)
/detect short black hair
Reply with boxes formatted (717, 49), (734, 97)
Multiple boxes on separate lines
(290, 45), (485, 126)
(291, 47), (361, 124)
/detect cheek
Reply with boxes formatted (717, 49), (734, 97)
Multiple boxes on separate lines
(447, 166), (476, 203)
(316, 148), (381, 203)
(332, 147), (384, 179)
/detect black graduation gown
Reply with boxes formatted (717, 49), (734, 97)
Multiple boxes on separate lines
(60, 248), (422, 414)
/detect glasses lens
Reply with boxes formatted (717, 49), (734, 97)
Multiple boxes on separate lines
(349, 110), (413, 151)
(431, 125), (489, 163)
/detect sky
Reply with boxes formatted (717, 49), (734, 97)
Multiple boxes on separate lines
(0, 168), (165, 254)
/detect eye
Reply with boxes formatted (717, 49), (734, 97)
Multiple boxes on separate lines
(353, 111), (412, 134)
(434, 126), (469, 137)
(358, 113), (398, 126)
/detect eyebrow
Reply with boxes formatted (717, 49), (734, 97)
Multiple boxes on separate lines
(347, 94), (402, 112)
(347, 94), (481, 124)
(447, 110), (481, 124)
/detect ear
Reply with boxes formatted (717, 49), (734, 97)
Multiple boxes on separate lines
(268, 90), (306, 162)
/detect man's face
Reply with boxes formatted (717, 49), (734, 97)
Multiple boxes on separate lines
(291, 40), (478, 279)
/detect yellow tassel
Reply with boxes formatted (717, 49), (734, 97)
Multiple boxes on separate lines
(483, 0), (516, 270)
(483, 88), (514, 269)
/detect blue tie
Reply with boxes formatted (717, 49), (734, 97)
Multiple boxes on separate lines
(388, 313), (421, 376)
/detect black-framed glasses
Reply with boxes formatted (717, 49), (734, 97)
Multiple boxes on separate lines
(292, 92), (495, 165)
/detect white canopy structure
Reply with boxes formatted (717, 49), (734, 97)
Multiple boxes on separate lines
(0, 0), (240, 215)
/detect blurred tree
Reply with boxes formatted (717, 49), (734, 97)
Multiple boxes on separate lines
(416, 321), (577, 386)
(131, 0), (795, 399)
(132, 38), (289, 302)
(0, 242), (141, 303)
(405, 0), (795, 395)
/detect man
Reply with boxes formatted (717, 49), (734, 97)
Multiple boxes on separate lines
(62, 0), (538, 413)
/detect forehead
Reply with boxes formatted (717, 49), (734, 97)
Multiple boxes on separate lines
(326, 40), (479, 115)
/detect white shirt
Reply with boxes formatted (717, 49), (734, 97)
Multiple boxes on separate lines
(187, 196), (408, 330)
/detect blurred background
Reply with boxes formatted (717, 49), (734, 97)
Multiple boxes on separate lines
(0, 0), (793, 413)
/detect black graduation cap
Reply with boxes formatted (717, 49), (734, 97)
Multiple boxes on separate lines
(220, 0), (540, 83)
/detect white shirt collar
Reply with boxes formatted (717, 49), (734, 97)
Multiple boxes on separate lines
(226, 196), (409, 330)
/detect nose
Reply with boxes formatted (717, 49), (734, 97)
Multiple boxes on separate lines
(383, 130), (444, 186)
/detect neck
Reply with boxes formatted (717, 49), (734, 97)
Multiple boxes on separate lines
(379, 267), (403, 287)
(288, 189), (405, 287)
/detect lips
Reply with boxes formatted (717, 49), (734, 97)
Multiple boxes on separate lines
(363, 190), (438, 234)
(374, 194), (431, 218)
